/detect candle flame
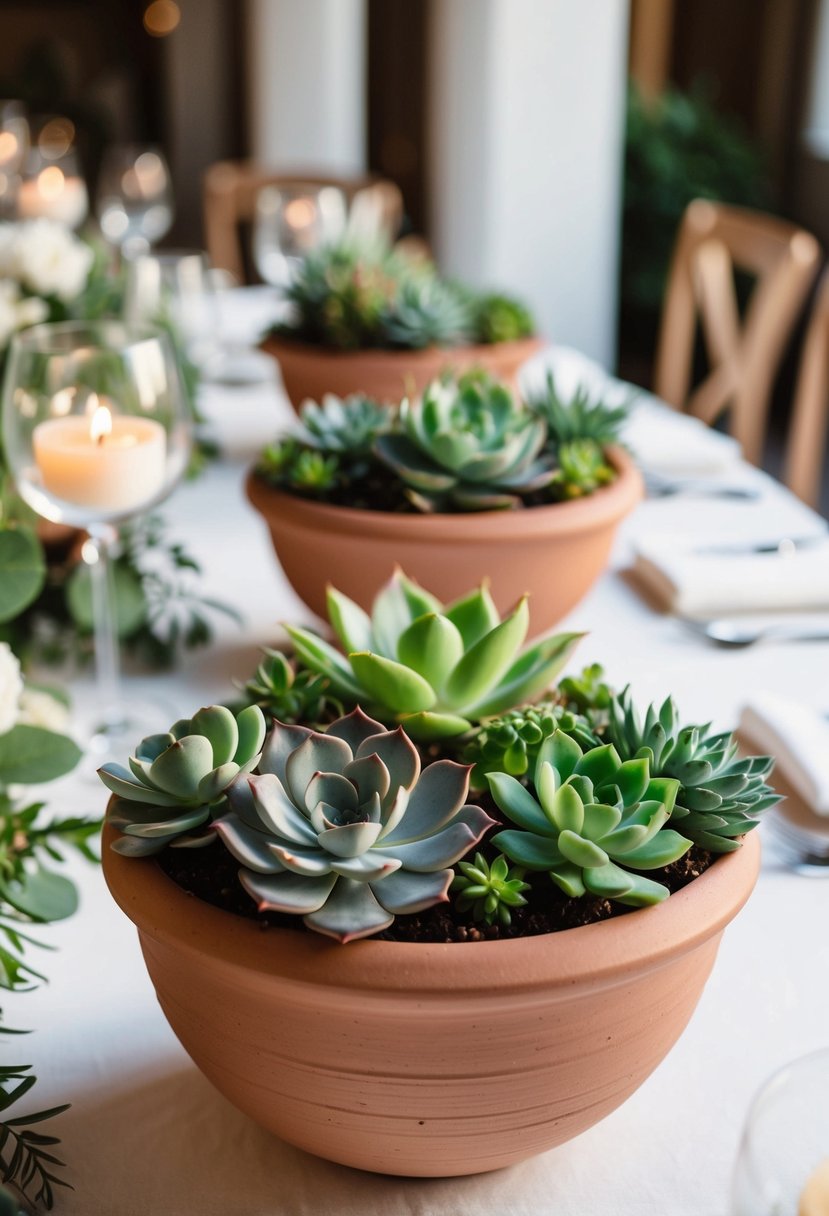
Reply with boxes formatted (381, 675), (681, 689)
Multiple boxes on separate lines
(89, 402), (113, 445)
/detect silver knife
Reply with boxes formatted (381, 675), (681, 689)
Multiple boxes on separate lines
(693, 534), (829, 557)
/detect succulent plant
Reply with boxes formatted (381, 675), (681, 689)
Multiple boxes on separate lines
(284, 569), (582, 741)
(558, 662), (614, 716)
(214, 708), (494, 942)
(462, 699), (599, 788)
(605, 690), (780, 852)
(278, 243), (389, 350)
(489, 729), (690, 906)
(528, 373), (630, 449)
(374, 374), (556, 511)
(256, 438), (343, 497)
(551, 439), (616, 500)
(471, 293), (535, 345)
(381, 275), (474, 349)
(100, 704), (267, 856)
(240, 649), (342, 726)
(451, 852), (530, 926)
(296, 393), (390, 456)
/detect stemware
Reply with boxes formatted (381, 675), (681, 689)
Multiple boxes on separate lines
(0, 100), (29, 215)
(124, 250), (219, 373)
(732, 1047), (829, 1215)
(96, 145), (174, 259)
(1, 321), (191, 751)
(16, 145), (89, 230)
(252, 183), (347, 287)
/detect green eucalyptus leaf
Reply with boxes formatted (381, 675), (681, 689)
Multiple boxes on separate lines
(67, 559), (147, 638)
(0, 725), (81, 784)
(0, 526), (46, 622)
(0, 864), (78, 923)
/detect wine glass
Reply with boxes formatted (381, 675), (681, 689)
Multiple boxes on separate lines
(16, 146), (89, 230)
(731, 1047), (829, 1215)
(96, 145), (174, 260)
(0, 100), (29, 216)
(124, 250), (220, 373)
(1, 321), (191, 752)
(252, 183), (347, 287)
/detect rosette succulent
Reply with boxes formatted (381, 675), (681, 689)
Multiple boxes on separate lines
(381, 274), (474, 349)
(215, 708), (494, 942)
(284, 569), (582, 740)
(551, 439), (616, 500)
(240, 649), (342, 726)
(528, 373), (630, 449)
(489, 730), (691, 906)
(100, 705), (267, 856)
(451, 852), (530, 926)
(296, 393), (390, 456)
(374, 374), (556, 510)
(605, 690), (780, 852)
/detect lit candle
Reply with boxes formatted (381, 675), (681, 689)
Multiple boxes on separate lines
(16, 166), (89, 228)
(33, 398), (166, 512)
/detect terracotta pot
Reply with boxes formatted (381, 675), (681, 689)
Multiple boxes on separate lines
(261, 335), (544, 408)
(103, 826), (760, 1178)
(246, 447), (643, 636)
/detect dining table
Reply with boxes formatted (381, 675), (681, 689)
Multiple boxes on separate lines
(18, 288), (829, 1216)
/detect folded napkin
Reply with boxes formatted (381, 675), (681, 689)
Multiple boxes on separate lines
(739, 693), (829, 816)
(631, 534), (829, 618)
(622, 397), (741, 475)
(519, 344), (616, 402)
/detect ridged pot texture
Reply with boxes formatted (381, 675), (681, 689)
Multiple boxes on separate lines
(103, 827), (759, 1178)
(261, 335), (543, 408)
(246, 447), (643, 638)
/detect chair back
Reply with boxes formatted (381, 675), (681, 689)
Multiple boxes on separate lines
(784, 267), (829, 507)
(654, 200), (821, 466)
(203, 161), (403, 283)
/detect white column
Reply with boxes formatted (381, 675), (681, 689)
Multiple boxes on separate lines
(803, 0), (829, 158)
(429, 0), (629, 367)
(246, 0), (367, 174)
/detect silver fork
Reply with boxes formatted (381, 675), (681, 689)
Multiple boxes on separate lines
(767, 811), (829, 873)
(644, 471), (761, 500)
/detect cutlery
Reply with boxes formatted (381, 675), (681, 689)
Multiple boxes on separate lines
(643, 472), (761, 500)
(685, 618), (829, 648)
(767, 811), (829, 873)
(692, 533), (829, 557)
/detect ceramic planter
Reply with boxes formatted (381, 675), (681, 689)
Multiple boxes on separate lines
(261, 335), (543, 408)
(103, 826), (759, 1178)
(246, 447), (643, 636)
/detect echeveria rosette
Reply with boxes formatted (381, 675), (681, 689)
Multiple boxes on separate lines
(215, 708), (495, 942)
(489, 730), (691, 907)
(296, 393), (390, 456)
(606, 689), (780, 853)
(374, 374), (556, 511)
(451, 852), (530, 927)
(100, 704), (267, 857)
(283, 569), (583, 741)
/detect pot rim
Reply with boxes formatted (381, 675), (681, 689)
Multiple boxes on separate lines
(261, 333), (544, 367)
(246, 446), (643, 541)
(103, 820), (759, 996)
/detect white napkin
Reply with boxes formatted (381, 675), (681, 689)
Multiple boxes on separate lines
(739, 693), (829, 816)
(622, 398), (741, 475)
(631, 534), (829, 618)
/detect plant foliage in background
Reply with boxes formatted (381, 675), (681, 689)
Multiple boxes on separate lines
(256, 371), (628, 514)
(270, 241), (535, 352)
(0, 618), (97, 1209)
(621, 82), (770, 351)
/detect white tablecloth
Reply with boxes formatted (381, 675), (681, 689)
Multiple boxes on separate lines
(19, 291), (829, 1216)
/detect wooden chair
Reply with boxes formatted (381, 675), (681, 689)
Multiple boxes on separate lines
(203, 161), (403, 283)
(653, 200), (822, 467)
(784, 268), (829, 507)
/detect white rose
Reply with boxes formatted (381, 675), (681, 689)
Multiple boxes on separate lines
(17, 688), (70, 733)
(12, 219), (94, 303)
(0, 642), (23, 735)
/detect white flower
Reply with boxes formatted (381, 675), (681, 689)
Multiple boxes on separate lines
(0, 278), (49, 346)
(9, 219), (94, 303)
(17, 687), (70, 733)
(0, 642), (23, 735)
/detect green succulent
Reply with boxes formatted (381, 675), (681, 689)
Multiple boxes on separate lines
(240, 649), (343, 726)
(551, 439), (616, 500)
(100, 704), (267, 856)
(529, 373), (630, 448)
(381, 275), (474, 350)
(215, 708), (494, 942)
(462, 700), (599, 788)
(489, 729), (690, 906)
(471, 293), (535, 345)
(451, 852), (530, 926)
(284, 570), (582, 741)
(375, 373), (556, 511)
(256, 439), (342, 497)
(558, 662), (614, 716)
(280, 243), (389, 350)
(605, 690), (780, 852)
(296, 393), (390, 455)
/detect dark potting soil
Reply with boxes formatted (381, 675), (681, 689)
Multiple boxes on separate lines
(157, 778), (717, 944)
